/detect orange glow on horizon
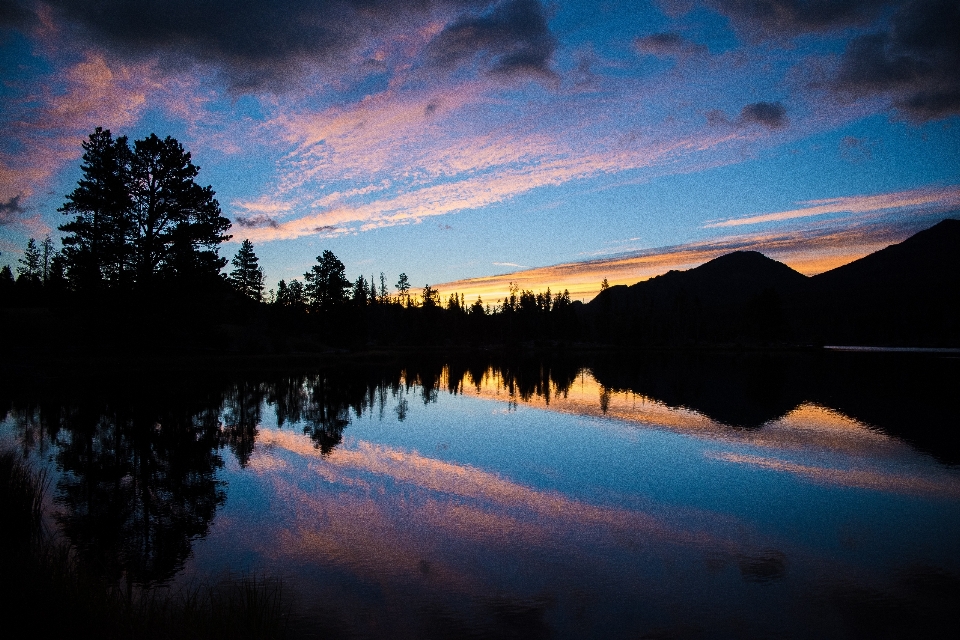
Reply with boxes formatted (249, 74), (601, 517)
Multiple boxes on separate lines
(434, 218), (935, 302)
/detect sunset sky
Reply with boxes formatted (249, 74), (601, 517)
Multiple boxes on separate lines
(1, 0), (958, 302)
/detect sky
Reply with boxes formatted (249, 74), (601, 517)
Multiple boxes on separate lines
(1, 0), (958, 302)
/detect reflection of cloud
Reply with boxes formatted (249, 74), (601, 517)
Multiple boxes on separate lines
(452, 367), (960, 500)
(706, 185), (960, 228)
(258, 429), (729, 552)
(713, 451), (960, 498)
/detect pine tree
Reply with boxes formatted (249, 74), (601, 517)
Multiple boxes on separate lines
(0, 264), (15, 298)
(17, 238), (42, 283)
(396, 273), (410, 306)
(352, 275), (369, 306)
(129, 133), (231, 283)
(59, 127), (133, 289)
(60, 128), (232, 291)
(303, 250), (350, 311)
(288, 279), (305, 308)
(229, 239), (264, 301)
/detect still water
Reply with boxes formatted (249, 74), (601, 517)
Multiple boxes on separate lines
(3, 352), (959, 638)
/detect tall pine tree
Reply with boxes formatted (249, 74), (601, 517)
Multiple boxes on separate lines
(304, 250), (350, 311)
(229, 239), (264, 302)
(59, 127), (132, 290)
(128, 133), (231, 285)
(59, 128), (232, 292)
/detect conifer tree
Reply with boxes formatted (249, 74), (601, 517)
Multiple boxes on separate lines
(229, 239), (265, 301)
(304, 250), (350, 311)
(59, 127), (132, 288)
(352, 275), (369, 306)
(396, 273), (410, 306)
(129, 133), (231, 283)
(17, 238), (42, 283)
(60, 128), (232, 290)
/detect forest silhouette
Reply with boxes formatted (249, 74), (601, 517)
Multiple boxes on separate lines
(2, 128), (958, 353)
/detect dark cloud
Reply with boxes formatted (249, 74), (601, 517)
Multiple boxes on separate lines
(0, 195), (26, 226)
(426, 0), (556, 79)
(738, 101), (788, 128)
(707, 0), (889, 36)
(707, 102), (789, 129)
(633, 32), (706, 57)
(235, 214), (279, 229)
(0, 0), (35, 27)
(1, 1), (556, 90)
(833, 0), (960, 121)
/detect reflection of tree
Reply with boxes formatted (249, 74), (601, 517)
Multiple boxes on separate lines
(222, 380), (266, 468)
(52, 398), (226, 585)
(4, 350), (956, 596)
(301, 375), (356, 455)
(395, 397), (409, 422)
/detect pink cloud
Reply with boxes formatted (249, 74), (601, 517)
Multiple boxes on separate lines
(0, 51), (159, 217)
(706, 185), (960, 227)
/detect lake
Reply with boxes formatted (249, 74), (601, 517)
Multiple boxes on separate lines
(3, 350), (959, 638)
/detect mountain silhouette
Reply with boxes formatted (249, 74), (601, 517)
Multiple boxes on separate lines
(804, 218), (960, 345)
(587, 219), (960, 347)
(590, 250), (808, 344)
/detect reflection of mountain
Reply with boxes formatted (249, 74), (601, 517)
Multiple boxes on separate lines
(3, 349), (957, 587)
(586, 351), (960, 465)
(441, 352), (960, 466)
(588, 219), (960, 346)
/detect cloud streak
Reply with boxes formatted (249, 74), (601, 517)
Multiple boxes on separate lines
(705, 184), (960, 227)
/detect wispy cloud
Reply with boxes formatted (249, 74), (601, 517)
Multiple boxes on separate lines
(705, 184), (960, 228)
(0, 51), (168, 220)
(234, 75), (761, 242)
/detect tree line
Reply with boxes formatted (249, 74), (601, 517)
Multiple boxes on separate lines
(1, 127), (582, 351)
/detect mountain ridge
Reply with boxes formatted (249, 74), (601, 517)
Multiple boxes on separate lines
(587, 219), (960, 347)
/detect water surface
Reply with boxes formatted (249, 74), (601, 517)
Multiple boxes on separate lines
(3, 352), (959, 638)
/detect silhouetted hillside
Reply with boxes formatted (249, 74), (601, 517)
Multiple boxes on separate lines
(586, 219), (960, 347)
(589, 250), (808, 344)
(805, 218), (960, 345)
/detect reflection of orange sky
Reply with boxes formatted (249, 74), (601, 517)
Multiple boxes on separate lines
(435, 213), (942, 303)
(713, 452), (960, 498)
(448, 367), (960, 499)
